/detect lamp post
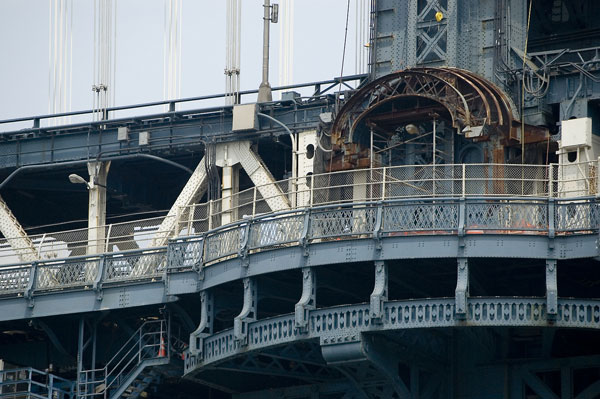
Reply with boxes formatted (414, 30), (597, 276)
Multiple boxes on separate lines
(257, 0), (278, 103)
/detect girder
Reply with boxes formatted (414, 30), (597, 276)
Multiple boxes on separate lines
(0, 195), (37, 262)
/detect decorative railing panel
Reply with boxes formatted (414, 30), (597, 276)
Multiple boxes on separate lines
(383, 202), (459, 233)
(104, 250), (166, 282)
(248, 214), (304, 249)
(0, 264), (31, 295)
(36, 258), (99, 290)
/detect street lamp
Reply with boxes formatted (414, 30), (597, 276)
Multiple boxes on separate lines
(68, 173), (107, 189)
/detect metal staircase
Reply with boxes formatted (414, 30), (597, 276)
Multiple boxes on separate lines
(77, 320), (172, 399)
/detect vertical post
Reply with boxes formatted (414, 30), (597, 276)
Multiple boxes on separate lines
(309, 175), (314, 207)
(546, 259), (558, 319)
(462, 163), (466, 197)
(432, 117), (436, 197)
(549, 164), (554, 198)
(87, 161), (111, 255)
(90, 321), (97, 395)
(187, 204), (196, 235)
(104, 224), (112, 253)
(77, 318), (84, 397)
(252, 186), (257, 217)
(257, 0), (273, 102)
(370, 127), (374, 170)
(208, 200), (214, 230)
(370, 261), (388, 322)
(455, 258), (469, 318)
(382, 167), (387, 200)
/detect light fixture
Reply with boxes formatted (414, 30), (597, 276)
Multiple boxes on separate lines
(68, 173), (88, 185)
(68, 173), (107, 189)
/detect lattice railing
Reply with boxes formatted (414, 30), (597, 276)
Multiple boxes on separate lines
(0, 162), (596, 267)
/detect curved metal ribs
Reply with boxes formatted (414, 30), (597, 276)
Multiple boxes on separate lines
(331, 67), (521, 148)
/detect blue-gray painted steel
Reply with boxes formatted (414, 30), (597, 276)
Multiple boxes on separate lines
(183, 297), (600, 374)
(0, 197), (599, 321)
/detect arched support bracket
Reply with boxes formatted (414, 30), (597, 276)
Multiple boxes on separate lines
(234, 277), (257, 346)
(546, 260), (558, 319)
(455, 258), (469, 318)
(370, 261), (388, 323)
(295, 267), (316, 332)
(189, 291), (214, 359)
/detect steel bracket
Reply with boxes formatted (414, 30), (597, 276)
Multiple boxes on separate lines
(234, 277), (257, 346)
(295, 267), (316, 332)
(546, 259), (558, 319)
(189, 290), (214, 359)
(370, 261), (388, 323)
(455, 258), (469, 318)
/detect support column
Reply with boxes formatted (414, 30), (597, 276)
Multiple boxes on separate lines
(546, 259), (558, 319)
(234, 277), (257, 346)
(370, 261), (388, 323)
(189, 291), (214, 358)
(221, 164), (240, 226)
(295, 267), (316, 331)
(87, 161), (110, 255)
(455, 258), (469, 318)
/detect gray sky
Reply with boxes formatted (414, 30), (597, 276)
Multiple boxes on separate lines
(0, 1), (366, 122)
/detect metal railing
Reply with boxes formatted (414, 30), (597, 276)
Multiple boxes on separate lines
(77, 320), (169, 399)
(0, 367), (74, 399)
(0, 196), (598, 296)
(0, 74), (366, 133)
(0, 161), (597, 267)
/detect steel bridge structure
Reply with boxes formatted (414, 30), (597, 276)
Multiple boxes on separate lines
(2, 1), (600, 398)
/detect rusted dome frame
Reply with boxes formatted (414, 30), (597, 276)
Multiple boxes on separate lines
(331, 68), (518, 147)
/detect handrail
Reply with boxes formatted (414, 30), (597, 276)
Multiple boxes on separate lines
(0, 160), (594, 266)
(0, 74), (367, 131)
(78, 319), (168, 399)
(0, 195), (599, 297)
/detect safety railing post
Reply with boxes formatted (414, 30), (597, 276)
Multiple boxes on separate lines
(382, 167), (387, 200)
(549, 164), (554, 198)
(104, 224), (112, 253)
(252, 187), (257, 217)
(462, 164), (466, 197)
(309, 175), (314, 207)
(208, 201), (213, 230)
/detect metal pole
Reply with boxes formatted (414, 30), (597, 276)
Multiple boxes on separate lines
(257, 0), (272, 102)
(432, 118), (436, 197)
(77, 318), (84, 397)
